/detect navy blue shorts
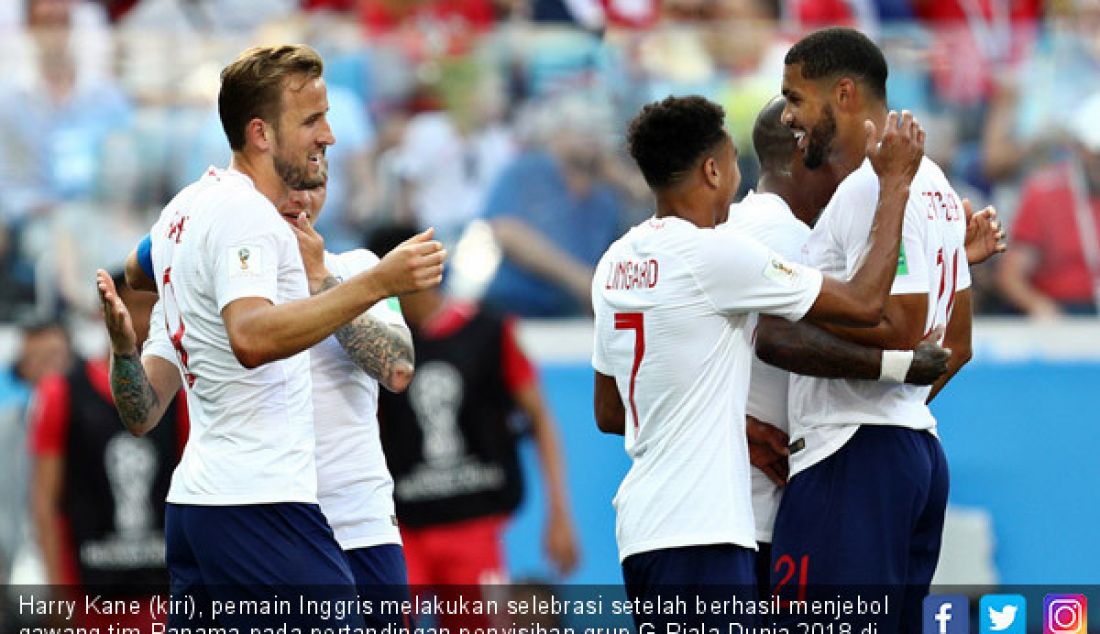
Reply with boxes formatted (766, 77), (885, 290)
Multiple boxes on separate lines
(769, 425), (949, 633)
(165, 502), (365, 630)
(622, 544), (757, 631)
(346, 544), (413, 628)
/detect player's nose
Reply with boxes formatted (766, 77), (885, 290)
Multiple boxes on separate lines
(781, 106), (794, 126)
(318, 117), (335, 147)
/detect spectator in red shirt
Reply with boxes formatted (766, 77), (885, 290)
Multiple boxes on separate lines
(998, 94), (1100, 317)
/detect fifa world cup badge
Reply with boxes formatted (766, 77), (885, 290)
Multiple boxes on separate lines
(227, 245), (262, 278)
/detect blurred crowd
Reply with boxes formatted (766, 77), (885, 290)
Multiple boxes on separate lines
(0, 0), (1098, 407)
(1, 0), (1099, 328)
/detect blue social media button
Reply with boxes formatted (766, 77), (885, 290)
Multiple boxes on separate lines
(980, 595), (1026, 633)
(925, 595), (970, 634)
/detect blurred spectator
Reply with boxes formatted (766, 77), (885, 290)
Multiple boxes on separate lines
(28, 278), (186, 626)
(914, 0), (1041, 109)
(119, 0), (297, 34)
(51, 132), (149, 317)
(784, 0), (879, 31)
(527, 0), (661, 29)
(0, 226), (38, 321)
(372, 224), (579, 620)
(360, 0), (501, 34)
(480, 97), (625, 317)
(393, 60), (517, 245)
(0, 1), (131, 224)
(0, 320), (72, 590)
(997, 94), (1100, 318)
(982, 1), (1100, 186)
(0, 0), (114, 88)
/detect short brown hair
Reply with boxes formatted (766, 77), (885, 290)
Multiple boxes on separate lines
(218, 45), (325, 151)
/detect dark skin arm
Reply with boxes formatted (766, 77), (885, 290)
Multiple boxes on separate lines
(794, 112), (925, 327)
(747, 416), (790, 486)
(812, 292), (929, 350)
(593, 371), (626, 436)
(755, 310), (949, 385)
(759, 193), (992, 382)
(928, 289), (973, 402)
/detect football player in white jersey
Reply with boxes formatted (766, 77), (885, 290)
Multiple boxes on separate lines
(729, 96), (1003, 600)
(94, 45), (444, 631)
(109, 168), (416, 626)
(590, 94), (923, 629)
(754, 28), (976, 632)
(726, 96), (953, 597)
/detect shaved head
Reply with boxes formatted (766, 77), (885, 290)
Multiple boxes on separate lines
(753, 96), (797, 173)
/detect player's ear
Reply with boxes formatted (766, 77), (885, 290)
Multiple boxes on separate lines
(835, 77), (856, 110)
(246, 118), (271, 152)
(703, 155), (721, 189)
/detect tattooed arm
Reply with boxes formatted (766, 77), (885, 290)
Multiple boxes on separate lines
(316, 275), (415, 393)
(97, 269), (182, 436)
(111, 352), (181, 436)
(291, 211), (415, 393)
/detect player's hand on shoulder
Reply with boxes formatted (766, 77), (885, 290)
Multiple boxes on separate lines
(96, 269), (137, 356)
(866, 110), (925, 186)
(962, 198), (1006, 265)
(373, 227), (447, 295)
(905, 326), (951, 385)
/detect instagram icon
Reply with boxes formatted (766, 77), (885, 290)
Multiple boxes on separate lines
(1044, 595), (1087, 634)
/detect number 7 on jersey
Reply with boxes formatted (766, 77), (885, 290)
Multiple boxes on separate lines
(614, 312), (645, 436)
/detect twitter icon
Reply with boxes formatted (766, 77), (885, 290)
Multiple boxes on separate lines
(981, 595), (1026, 634)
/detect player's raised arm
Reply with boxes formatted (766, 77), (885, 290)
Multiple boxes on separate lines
(289, 212), (416, 393)
(801, 111), (925, 326)
(222, 228), (445, 369)
(96, 269), (182, 436)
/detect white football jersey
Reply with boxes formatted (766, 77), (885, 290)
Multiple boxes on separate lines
(788, 158), (971, 476)
(146, 166), (316, 505)
(591, 215), (823, 561)
(722, 191), (811, 543)
(311, 249), (406, 550)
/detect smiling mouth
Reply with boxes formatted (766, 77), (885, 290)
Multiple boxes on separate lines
(792, 129), (808, 150)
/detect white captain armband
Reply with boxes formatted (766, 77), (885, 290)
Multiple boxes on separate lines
(878, 349), (914, 383)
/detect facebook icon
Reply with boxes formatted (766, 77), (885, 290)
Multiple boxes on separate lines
(924, 595), (970, 634)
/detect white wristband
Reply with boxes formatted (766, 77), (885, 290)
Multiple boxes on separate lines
(879, 349), (914, 383)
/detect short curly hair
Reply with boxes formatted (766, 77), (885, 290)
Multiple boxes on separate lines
(627, 95), (728, 190)
(785, 27), (887, 102)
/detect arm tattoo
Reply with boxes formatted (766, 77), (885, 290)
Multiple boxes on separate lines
(111, 351), (161, 435)
(755, 317), (881, 379)
(318, 275), (415, 389)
